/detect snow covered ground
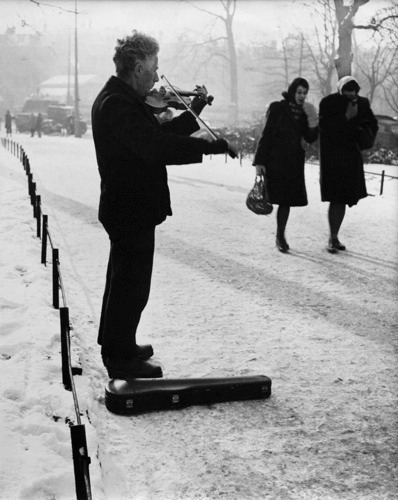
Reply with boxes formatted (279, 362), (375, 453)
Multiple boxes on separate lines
(0, 132), (397, 499)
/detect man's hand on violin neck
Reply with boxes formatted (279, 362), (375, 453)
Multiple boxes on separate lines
(193, 85), (208, 98)
(188, 85), (211, 115)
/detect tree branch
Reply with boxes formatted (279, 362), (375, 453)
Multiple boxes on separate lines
(183, 0), (225, 23)
(354, 14), (398, 30)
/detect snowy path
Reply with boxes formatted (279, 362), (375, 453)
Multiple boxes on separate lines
(1, 134), (397, 499)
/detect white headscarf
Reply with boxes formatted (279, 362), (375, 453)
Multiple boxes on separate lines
(337, 76), (359, 94)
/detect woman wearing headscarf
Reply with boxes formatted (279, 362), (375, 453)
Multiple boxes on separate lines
(319, 76), (378, 253)
(253, 77), (318, 253)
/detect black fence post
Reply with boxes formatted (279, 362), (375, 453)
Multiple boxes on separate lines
(31, 182), (36, 213)
(27, 173), (33, 198)
(41, 215), (48, 264)
(52, 248), (59, 309)
(380, 170), (385, 195)
(36, 195), (41, 238)
(60, 307), (72, 391)
(70, 424), (92, 500)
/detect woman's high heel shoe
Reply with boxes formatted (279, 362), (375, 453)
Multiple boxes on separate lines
(276, 236), (289, 253)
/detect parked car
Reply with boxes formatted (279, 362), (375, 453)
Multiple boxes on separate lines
(374, 115), (398, 151)
(15, 97), (87, 135)
(47, 105), (87, 135)
(15, 98), (58, 133)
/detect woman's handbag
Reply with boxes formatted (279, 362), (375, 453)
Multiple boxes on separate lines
(356, 124), (376, 151)
(246, 175), (273, 215)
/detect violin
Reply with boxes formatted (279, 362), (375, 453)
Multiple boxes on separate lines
(145, 85), (214, 114)
(156, 75), (237, 159)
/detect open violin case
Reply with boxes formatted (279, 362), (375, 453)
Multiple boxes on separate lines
(105, 375), (272, 415)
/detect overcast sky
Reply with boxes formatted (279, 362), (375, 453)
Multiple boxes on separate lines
(0, 0), (392, 45)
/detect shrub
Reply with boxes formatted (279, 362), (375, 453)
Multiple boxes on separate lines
(364, 147), (398, 166)
(215, 124), (398, 166)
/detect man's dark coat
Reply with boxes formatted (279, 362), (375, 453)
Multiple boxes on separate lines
(92, 76), (208, 233)
(319, 93), (378, 206)
(253, 100), (318, 206)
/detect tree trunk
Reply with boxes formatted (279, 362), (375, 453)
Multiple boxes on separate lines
(333, 0), (369, 79)
(225, 6), (239, 125)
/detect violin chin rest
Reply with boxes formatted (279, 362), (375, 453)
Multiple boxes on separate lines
(145, 96), (166, 109)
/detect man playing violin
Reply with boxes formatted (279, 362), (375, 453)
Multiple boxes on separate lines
(92, 30), (233, 380)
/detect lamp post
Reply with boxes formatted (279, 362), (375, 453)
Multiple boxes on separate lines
(73, 0), (81, 138)
(66, 31), (72, 106)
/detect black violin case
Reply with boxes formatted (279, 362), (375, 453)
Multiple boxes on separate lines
(105, 375), (272, 415)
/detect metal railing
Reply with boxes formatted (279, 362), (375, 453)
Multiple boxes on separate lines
(363, 168), (398, 195)
(1, 137), (92, 500)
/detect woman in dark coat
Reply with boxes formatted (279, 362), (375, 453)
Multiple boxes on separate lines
(253, 77), (318, 252)
(319, 76), (378, 253)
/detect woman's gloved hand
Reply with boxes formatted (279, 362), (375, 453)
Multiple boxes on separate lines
(255, 164), (266, 176)
(303, 102), (318, 128)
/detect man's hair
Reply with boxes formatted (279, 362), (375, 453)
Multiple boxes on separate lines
(113, 30), (159, 78)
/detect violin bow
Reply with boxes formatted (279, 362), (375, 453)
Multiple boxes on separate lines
(161, 75), (237, 158)
(161, 75), (218, 140)
(161, 75), (237, 159)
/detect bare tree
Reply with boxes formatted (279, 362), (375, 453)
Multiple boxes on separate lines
(297, 0), (398, 94)
(281, 34), (308, 86)
(355, 39), (398, 105)
(333, 0), (367, 78)
(298, 1), (338, 97)
(383, 72), (398, 115)
(334, 0), (398, 78)
(183, 0), (239, 124)
(355, 0), (398, 42)
(244, 33), (310, 105)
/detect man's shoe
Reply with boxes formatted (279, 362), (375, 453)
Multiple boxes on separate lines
(276, 236), (289, 253)
(135, 344), (154, 360)
(106, 357), (163, 379)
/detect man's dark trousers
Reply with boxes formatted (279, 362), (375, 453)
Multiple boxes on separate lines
(98, 226), (155, 360)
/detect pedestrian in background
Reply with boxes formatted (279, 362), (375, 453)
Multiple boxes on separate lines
(319, 76), (378, 253)
(28, 113), (37, 137)
(253, 77), (318, 253)
(5, 110), (12, 136)
(36, 112), (43, 138)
